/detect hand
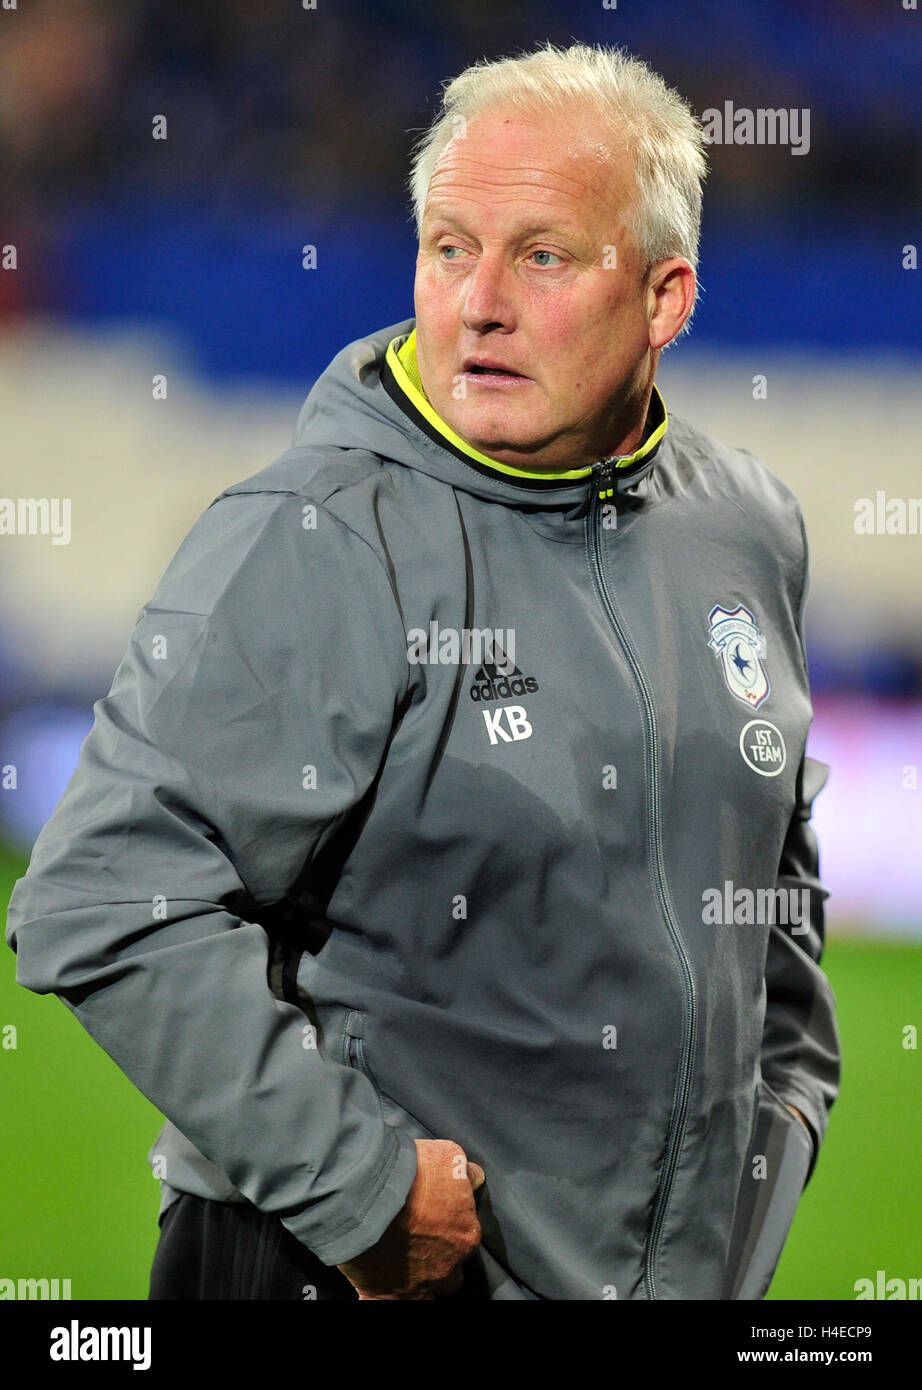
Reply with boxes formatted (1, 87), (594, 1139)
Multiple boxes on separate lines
(785, 1102), (810, 1135)
(336, 1139), (485, 1300)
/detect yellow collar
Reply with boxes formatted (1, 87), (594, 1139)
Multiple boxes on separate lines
(385, 326), (667, 485)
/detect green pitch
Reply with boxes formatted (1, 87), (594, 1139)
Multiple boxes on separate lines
(1, 840), (919, 1301)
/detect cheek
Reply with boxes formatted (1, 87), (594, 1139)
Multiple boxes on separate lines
(538, 314), (609, 396)
(581, 292), (648, 369)
(415, 275), (456, 343)
(526, 302), (580, 380)
(532, 287), (631, 377)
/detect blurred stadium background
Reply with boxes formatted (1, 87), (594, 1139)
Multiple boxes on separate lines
(1, 0), (920, 1301)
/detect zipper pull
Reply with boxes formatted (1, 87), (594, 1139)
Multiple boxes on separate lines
(596, 458), (616, 502)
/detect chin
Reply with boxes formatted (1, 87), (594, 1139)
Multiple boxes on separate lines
(450, 406), (539, 454)
(458, 427), (531, 456)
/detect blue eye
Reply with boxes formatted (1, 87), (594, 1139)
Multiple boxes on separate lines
(532, 250), (562, 266)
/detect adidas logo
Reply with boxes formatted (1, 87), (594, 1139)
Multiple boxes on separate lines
(469, 658), (539, 703)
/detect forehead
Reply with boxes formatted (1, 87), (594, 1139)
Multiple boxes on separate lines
(421, 100), (635, 231)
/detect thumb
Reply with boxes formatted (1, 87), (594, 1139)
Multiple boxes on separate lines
(467, 1161), (486, 1191)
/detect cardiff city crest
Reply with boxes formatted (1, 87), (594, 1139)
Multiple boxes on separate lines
(707, 604), (770, 709)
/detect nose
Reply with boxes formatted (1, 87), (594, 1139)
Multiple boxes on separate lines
(461, 251), (515, 334)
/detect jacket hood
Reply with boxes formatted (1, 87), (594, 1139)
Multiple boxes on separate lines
(291, 317), (668, 510)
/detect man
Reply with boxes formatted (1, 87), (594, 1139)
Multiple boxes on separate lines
(5, 42), (840, 1301)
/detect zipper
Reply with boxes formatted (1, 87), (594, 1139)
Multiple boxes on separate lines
(343, 1010), (372, 1080)
(586, 460), (698, 1301)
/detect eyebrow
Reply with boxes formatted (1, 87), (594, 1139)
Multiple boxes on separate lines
(422, 212), (585, 243)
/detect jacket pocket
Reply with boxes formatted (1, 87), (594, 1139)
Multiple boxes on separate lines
(341, 1009), (375, 1082)
(724, 1079), (814, 1300)
(341, 1010), (439, 1142)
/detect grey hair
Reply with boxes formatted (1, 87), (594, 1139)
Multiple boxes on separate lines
(407, 41), (708, 327)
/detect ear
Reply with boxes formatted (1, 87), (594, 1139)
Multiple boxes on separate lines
(646, 259), (696, 350)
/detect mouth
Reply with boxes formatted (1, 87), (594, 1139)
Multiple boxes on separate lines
(460, 358), (532, 386)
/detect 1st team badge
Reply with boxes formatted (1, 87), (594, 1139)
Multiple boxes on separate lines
(707, 604), (770, 709)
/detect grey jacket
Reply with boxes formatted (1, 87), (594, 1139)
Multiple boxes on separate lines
(5, 317), (840, 1300)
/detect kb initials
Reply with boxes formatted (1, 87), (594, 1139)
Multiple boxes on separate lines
(482, 705), (533, 745)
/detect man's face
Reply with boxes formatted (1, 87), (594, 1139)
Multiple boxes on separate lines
(413, 100), (666, 471)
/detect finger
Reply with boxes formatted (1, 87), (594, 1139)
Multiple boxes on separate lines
(467, 1161), (486, 1190)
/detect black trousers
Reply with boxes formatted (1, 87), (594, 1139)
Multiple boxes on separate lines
(148, 1193), (490, 1300)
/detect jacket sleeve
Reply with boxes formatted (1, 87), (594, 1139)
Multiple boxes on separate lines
(4, 487), (419, 1267)
(759, 750), (840, 1175)
(725, 750), (840, 1299)
(724, 509), (841, 1299)
(760, 507), (841, 1171)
